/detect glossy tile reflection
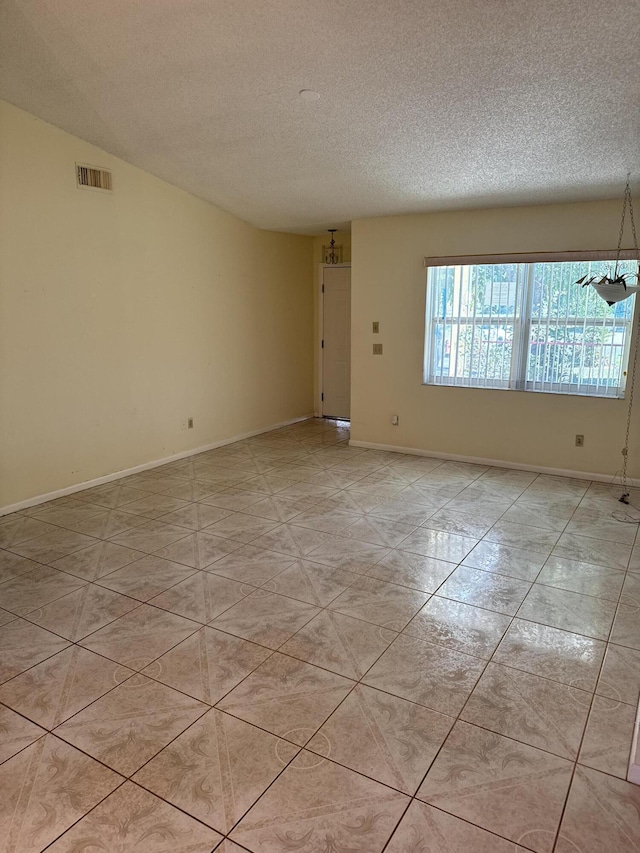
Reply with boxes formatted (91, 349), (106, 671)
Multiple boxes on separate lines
(1, 417), (638, 852)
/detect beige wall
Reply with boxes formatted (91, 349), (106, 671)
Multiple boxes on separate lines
(0, 101), (314, 508)
(351, 201), (640, 477)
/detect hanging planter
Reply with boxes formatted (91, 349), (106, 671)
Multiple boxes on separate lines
(577, 272), (640, 305)
(576, 176), (640, 305)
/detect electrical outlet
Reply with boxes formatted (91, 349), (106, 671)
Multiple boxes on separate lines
(391, 415), (399, 426)
(187, 417), (194, 429)
(373, 343), (383, 355)
(575, 434), (584, 447)
(372, 321), (380, 333)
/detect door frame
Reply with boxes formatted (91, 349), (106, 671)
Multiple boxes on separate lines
(316, 263), (351, 418)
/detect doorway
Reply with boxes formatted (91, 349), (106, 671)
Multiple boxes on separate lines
(320, 264), (351, 419)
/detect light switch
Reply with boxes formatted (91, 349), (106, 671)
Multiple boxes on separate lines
(372, 322), (380, 333)
(373, 343), (383, 355)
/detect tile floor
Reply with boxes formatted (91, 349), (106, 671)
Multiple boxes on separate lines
(1, 418), (640, 852)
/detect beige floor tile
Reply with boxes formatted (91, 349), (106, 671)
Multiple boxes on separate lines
(149, 571), (254, 622)
(328, 575), (429, 630)
(292, 506), (361, 534)
(386, 799), (528, 852)
(343, 515), (417, 548)
(367, 548), (455, 592)
(0, 734), (121, 853)
(306, 535), (391, 572)
(261, 558), (359, 606)
(251, 523), (335, 558)
(566, 506), (638, 544)
(536, 555), (625, 601)
(421, 506), (495, 538)
(0, 618), (69, 684)
(578, 694), (636, 779)
(0, 705), (46, 763)
(152, 530), (242, 569)
(307, 684), (453, 794)
(202, 487), (266, 512)
(160, 479), (226, 502)
(63, 508), (149, 539)
(500, 501), (573, 532)
(9, 528), (98, 563)
(25, 582), (140, 640)
(404, 595), (511, 658)
(210, 589), (319, 648)
(0, 516), (58, 549)
(75, 482), (151, 509)
(206, 513), (280, 544)
(518, 584), (616, 640)
(80, 603), (199, 670)
(368, 498), (436, 526)
(209, 543), (295, 585)
(417, 721), (573, 853)
(399, 527), (478, 563)
(461, 540), (546, 581)
(437, 565), (531, 615)
(0, 645), (133, 729)
(55, 673), (206, 775)
(620, 571), (640, 606)
(484, 520), (561, 554)
(555, 766), (640, 853)
(156, 502), (232, 530)
(117, 493), (191, 519)
(280, 608), (397, 679)
(47, 781), (222, 852)
(610, 601), (640, 649)
(597, 643), (640, 704)
(110, 519), (192, 553)
(460, 662), (591, 759)
(230, 751), (408, 852)
(143, 626), (271, 703)
(96, 553), (196, 601)
(218, 652), (353, 745)
(0, 565), (86, 616)
(0, 550), (43, 584)
(0, 607), (16, 627)
(552, 532), (632, 571)
(363, 633), (485, 716)
(134, 708), (298, 833)
(242, 494), (313, 522)
(493, 618), (606, 691)
(50, 540), (144, 580)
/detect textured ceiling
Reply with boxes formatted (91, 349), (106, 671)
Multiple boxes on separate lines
(1, 0), (638, 233)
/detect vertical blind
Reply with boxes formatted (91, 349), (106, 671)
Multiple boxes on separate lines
(424, 255), (639, 397)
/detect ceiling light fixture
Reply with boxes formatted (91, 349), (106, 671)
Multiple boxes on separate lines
(323, 229), (343, 265)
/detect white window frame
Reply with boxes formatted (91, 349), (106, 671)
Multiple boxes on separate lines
(423, 250), (639, 399)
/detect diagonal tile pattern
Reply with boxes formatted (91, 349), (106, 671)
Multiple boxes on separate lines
(134, 708), (298, 833)
(2, 417), (640, 851)
(47, 781), (222, 852)
(54, 673), (207, 775)
(217, 652), (353, 745)
(0, 735), (121, 853)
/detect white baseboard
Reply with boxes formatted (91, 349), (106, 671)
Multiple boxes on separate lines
(348, 439), (640, 488)
(1, 414), (315, 517)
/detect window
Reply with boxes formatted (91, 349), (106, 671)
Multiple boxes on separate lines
(423, 254), (639, 398)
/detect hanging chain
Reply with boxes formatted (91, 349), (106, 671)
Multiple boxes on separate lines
(620, 175), (640, 499)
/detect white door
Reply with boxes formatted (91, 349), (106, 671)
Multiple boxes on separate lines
(322, 266), (351, 419)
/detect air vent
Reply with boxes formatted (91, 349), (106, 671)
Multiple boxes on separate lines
(76, 163), (112, 192)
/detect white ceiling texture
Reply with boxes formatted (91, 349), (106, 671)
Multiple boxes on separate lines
(0, 0), (638, 233)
